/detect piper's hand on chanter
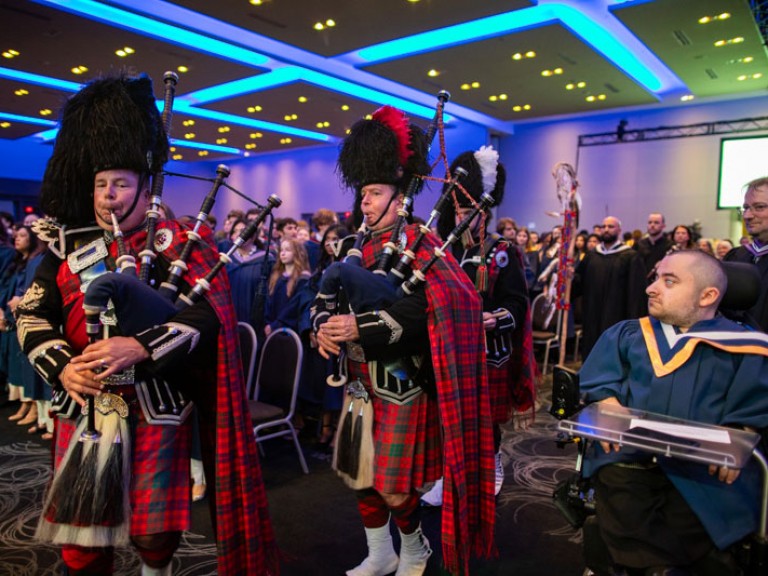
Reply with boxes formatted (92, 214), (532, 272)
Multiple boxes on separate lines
(72, 336), (150, 383)
(597, 396), (626, 454)
(316, 314), (359, 360)
(59, 361), (101, 407)
(482, 312), (497, 331)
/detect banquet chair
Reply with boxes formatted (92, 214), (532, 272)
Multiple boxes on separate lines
(248, 327), (309, 474)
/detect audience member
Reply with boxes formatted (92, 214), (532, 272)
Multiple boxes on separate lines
(723, 176), (768, 331)
(276, 217), (299, 241)
(671, 224), (696, 251)
(579, 250), (768, 574)
(633, 212), (670, 275)
(496, 216), (517, 241)
(264, 237), (311, 336)
(586, 233), (600, 251)
(715, 238), (733, 259)
(572, 216), (647, 358)
(697, 237), (715, 256)
(311, 208), (339, 242)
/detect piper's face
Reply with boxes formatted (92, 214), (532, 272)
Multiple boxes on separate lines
(93, 169), (148, 232)
(360, 184), (401, 231)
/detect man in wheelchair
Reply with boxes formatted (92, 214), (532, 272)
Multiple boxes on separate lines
(576, 250), (768, 576)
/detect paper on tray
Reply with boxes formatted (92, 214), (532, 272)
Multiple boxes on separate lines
(629, 419), (731, 444)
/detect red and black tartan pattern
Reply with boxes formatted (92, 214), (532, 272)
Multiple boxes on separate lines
(54, 404), (192, 535)
(56, 222), (278, 575)
(361, 226), (495, 576)
(485, 243), (537, 422)
(347, 361), (442, 493)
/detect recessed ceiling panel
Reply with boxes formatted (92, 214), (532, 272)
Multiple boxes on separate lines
(166, 0), (533, 57)
(363, 24), (658, 121)
(0, 1), (264, 93)
(615, 0), (768, 98)
(169, 111), (323, 158)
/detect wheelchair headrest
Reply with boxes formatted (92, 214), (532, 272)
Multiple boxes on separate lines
(720, 261), (760, 311)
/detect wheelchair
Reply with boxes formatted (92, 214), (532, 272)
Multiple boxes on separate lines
(550, 363), (768, 576)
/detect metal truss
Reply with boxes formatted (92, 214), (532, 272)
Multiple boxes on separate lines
(578, 116), (768, 147)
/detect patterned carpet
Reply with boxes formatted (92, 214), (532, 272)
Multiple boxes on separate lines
(0, 378), (585, 575)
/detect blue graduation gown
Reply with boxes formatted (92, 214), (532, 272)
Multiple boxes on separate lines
(580, 316), (768, 549)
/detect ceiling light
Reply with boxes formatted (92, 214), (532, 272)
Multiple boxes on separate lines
(489, 96), (498, 102)
(115, 46), (134, 57)
(754, 73), (763, 79)
(460, 83), (470, 90)
(341, 105), (350, 111)
(680, 94), (695, 101)
(471, 81), (480, 88)
(554, 68), (563, 74)
(0, 122), (10, 128)
(298, 96), (308, 103)
(365, 114), (373, 120)
(245, 143), (257, 149)
(598, 94), (606, 100)
(247, 105), (263, 113)
(2, 49), (20, 59)
(743, 56), (754, 63)
(326, 19), (336, 27)
(218, 126), (230, 132)
(427, 69), (439, 77)
(737, 74), (747, 81)
(216, 138), (228, 144)
(512, 53), (522, 60)
(280, 138), (292, 144)
(525, 51), (536, 58)
(512, 105), (522, 112)
(71, 65), (89, 75)
(523, 104), (531, 110)
(170, 147), (176, 152)
(116, 49), (126, 57)
(184, 133), (196, 139)
(172, 154), (183, 160)
(577, 81), (586, 88)
(541, 70), (552, 77)
(314, 22), (325, 31)
(249, 132), (263, 139)
(565, 83), (574, 90)
(40, 109), (52, 116)
(14, 89), (29, 96)
(249, 0), (263, 5)
(586, 95), (596, 102)
(198, 150), (209, 156)
(177, 66), (189, 73)
(183, 120), (195, 126)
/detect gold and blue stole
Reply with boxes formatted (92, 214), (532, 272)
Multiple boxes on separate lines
(640, 316), (768, 378)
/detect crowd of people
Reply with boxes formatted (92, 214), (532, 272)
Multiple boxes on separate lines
(4, 70), (767, 576)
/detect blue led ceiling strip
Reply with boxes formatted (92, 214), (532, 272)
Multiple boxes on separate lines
(182, 68), (450, 123)
(0, 111), (58, 127)
(30, 0), (270, 68)
(342, 1), (687, 96)
(0, 67), (82, 92)
(170, 139), (241, 155)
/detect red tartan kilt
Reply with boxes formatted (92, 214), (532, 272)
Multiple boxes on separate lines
(348, 361), (442, 494)
(55, 403), (192, 536)
(487, 364), (512, 425)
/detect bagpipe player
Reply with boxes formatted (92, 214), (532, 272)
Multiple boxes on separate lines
(313, 106), (495, 576)
(16, 73), (277, 576)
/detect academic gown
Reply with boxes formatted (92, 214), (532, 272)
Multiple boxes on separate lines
(580, 316), (768, 549)
(573, 245), (647, 358)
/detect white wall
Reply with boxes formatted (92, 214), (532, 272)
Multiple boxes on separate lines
(497, 95), (768, 242)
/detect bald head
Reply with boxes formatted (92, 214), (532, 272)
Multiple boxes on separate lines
(601, 216), (622, 245)
(647, 251), (726, 328)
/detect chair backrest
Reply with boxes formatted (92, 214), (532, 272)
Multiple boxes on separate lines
(237, 321), (259, 399)
(531, 293), (558, 332)
(253, 327), (303, 415)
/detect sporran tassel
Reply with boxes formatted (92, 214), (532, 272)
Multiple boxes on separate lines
(475, 264), (488, 293)
(333, 400), (354, 475)
(37, 399), (131, 548)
